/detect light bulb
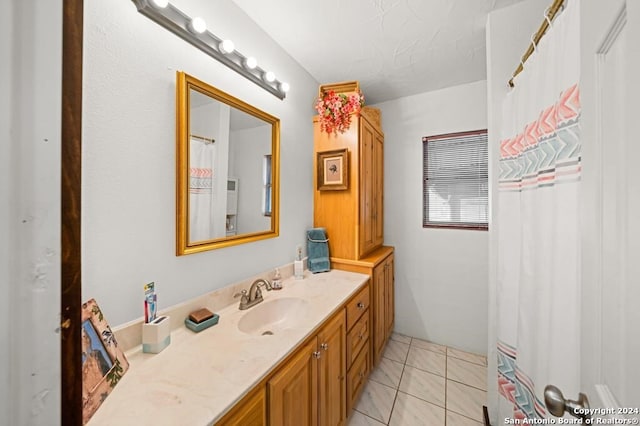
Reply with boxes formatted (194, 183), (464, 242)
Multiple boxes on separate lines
(151, 0), (169, 8)
(264, 71), (275, 82)
(219, 39), (235, 54)
(280, 82), (290, 93)
(245, 57), (257, 69)
(190, 17), (206, 34)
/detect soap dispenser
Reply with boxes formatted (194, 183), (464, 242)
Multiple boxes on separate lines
(272, 268), (282, 290)
(294, 245), (304, 280)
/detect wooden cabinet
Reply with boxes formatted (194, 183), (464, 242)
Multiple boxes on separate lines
(313, 81), (385, 261)
(268, 338), (318, 426)
(358, 119), (384, 258)
(373, 132), (384, 248)
(317, 310), (347, 426)
(332, 247), (394, 368)
(268, 309), (346, 426)
(372, 260), (387, 366)
(313, 81), (393, 375)
(373, 253), (395, 365)
(384, 255), (395, 339)
(344, 283), (371, 414)
(216, 386), (266, 426)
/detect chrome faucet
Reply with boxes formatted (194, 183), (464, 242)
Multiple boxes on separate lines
(234, 278), (272, 310)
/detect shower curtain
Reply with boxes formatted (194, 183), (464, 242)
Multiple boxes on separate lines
(189, 138), (216, 242)
(497, 0), (581, 420)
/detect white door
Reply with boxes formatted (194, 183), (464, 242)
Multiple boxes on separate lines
(565, 0), (640, 421)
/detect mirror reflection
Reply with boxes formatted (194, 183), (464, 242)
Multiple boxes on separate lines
(177, 72), (280, 255)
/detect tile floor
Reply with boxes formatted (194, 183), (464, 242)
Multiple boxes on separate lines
(349, 333), (487, 426)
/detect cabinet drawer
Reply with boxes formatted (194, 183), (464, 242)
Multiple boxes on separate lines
(346, 312), (369, 367)
(346, 283), (370, 330)
(346, 342), (370, 413)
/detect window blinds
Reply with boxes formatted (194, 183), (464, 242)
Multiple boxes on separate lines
(423, 131), (488, 229)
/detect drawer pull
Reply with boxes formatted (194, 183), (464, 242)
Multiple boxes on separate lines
(358, 333), (364, 340)
(320, 343), (329, 351)
(356, 302), (365, 309)
(313, 351), (321, 359)
(359, 371), (365, 379)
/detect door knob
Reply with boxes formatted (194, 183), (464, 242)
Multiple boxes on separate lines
(544, 385), (591, 420)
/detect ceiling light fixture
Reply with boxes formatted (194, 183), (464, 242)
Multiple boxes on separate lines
(219, 39), (235, 54)
(150, 0), (168, 8)
(188, 17), (206, 34)
(245, 57), (257, 69)
(131, 0), (289, 99)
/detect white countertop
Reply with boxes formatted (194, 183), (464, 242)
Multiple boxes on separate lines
(88, 269), (369, 426)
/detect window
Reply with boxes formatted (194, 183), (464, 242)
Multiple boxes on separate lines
(423, 130), (488, 230)
(262, 154), (272, 216)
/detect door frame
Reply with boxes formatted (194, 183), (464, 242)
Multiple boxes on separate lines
(580, 0), (639, 413)
(61, 0), (83, 424)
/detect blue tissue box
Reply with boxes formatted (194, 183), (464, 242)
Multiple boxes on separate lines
(184, 314), (219, 332)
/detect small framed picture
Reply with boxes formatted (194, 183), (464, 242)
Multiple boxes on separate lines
(82, 299), (129, 424)
(317, 148), (349, 191)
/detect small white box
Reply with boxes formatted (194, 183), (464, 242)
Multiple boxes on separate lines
(142, 315), (171, 354)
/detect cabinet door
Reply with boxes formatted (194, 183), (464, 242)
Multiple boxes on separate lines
(384, 255), (395, 340)
(317, 310), (346, 426)
(359, 119), (375, 258)
(216, 386), (265, 426)
(372, 260), (387, 366)
(373, 132), (384, 249)
(268, 338), (318, 426)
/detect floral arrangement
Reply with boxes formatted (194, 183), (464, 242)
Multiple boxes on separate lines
(315, 89), (365, 135)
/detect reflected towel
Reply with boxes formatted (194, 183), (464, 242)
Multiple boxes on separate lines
(307, 228), (330, 273)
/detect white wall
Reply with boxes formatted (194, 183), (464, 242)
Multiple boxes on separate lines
(2, 0), (62, 424)
(486, 0), (545, 422)
(374, 80), (489, 354)
(230, 125), (272, 234)
(82, 0), (319, 326)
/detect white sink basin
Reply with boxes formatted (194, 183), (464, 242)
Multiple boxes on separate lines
(237, 297), (309, 336)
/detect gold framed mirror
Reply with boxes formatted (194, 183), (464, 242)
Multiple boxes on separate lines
(176, 71), (280, 255)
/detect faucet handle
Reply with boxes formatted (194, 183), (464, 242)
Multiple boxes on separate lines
(234, 289), (249, 309)
(234, 289), (249, 304)
(233, 289), (248, 298)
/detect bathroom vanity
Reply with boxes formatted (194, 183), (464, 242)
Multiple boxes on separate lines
(87, 269), (370, 426)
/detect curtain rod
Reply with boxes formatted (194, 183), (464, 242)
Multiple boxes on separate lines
(508, 0), (565, 88)
(190, 134), (215, 144)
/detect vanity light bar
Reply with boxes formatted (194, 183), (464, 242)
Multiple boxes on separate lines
(131, 0), (288, 99)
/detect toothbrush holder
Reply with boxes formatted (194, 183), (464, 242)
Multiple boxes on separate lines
(142, 315), (171, 354)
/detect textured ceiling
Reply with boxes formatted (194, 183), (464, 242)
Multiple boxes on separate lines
(232, 0), (528, 103)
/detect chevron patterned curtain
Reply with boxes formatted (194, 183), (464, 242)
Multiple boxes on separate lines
(189, 138), (216, 242)
(496, 0), (581, 421)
